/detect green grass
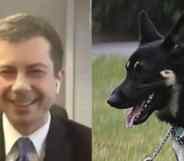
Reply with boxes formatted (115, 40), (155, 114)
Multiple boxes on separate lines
(92, 55), (175, 161)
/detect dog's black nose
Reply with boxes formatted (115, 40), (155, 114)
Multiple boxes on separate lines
(107, 97), (113, 106)
(107, 94), (120, 107)
(107, 92), (131, 109)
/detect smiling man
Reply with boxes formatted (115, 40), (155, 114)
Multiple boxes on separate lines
(0, 14), (91, 161)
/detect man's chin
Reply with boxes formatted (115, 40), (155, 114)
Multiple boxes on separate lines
(5, 102), (38, 123)
(7, 110), (45, 128)
(8, 115), (44, 135)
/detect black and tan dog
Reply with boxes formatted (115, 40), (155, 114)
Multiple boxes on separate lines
(107, 11), (184, 161)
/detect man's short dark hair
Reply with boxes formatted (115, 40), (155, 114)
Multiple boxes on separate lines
(0, 13), (63, 73)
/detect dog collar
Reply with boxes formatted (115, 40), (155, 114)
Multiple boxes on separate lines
(171, 126), (184, 145)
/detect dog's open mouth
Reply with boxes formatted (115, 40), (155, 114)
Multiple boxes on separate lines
(126, 93), (155, 128)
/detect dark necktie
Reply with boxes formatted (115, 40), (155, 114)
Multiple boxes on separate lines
(16, 137), (34, 161)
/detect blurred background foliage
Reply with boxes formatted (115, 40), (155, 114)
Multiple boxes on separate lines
(92, 0), (184, 42)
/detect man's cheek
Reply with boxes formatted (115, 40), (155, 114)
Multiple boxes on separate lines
(0, 91), (6, 112)
(0, 79), (13, 95)
(43, 81), (57, 96)
(38, 87), (56, 104)
(0, 81), (7, 100)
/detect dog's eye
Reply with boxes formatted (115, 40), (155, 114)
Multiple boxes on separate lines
(133, 61), (143, 72)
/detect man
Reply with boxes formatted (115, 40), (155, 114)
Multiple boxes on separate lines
(0, 13), (91, 161)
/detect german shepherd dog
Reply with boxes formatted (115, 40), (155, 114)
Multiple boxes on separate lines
(107, 11), (184, 161)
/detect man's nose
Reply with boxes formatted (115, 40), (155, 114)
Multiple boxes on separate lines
(11, 73), (31, 92)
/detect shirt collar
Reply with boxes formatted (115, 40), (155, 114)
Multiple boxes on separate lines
(3, 112), (51, 157)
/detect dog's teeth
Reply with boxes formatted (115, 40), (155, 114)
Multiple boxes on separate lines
(149, 93), (154, 99)
(144, 104), (148, 108)
(147, 99), (151, 104)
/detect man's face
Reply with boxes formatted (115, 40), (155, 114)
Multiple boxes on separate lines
(0, 36), (62, 132)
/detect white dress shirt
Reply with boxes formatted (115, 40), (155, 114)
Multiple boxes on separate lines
(3, 113), (51, 161)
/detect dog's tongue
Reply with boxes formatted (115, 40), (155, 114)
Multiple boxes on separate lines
(126, 109), (136, 128)
(125, 103), (144, 128)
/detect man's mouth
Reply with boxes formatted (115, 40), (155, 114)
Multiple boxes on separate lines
(10, 98), (38, 107)
(126, 93), (155, 128)
(6, 92), (39, 107)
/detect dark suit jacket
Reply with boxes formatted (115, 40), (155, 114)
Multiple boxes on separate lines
(0, 106), (91, 161)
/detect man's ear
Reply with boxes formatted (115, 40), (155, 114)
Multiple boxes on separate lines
(55, 69), (64, 94)
(138, 10), (163, 45)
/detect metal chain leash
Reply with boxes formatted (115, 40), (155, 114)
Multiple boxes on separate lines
(142, 127), (174, 161)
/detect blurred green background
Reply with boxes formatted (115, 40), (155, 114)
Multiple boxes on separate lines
(92, 55), (175, 161)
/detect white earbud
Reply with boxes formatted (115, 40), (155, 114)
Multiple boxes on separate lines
(56, 80), (61, 94)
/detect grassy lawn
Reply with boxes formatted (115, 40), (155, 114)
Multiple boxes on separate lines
(92, 55), (175, 161)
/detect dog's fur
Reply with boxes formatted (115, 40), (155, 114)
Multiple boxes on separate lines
(107, 11), (184, 161)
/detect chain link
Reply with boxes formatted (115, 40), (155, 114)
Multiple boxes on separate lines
(142, 127), (174, 161)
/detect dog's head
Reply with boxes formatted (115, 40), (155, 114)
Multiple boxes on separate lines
(107, 11), (184, 127)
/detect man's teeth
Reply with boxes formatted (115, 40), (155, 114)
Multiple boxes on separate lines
(12, 100), (35, 106)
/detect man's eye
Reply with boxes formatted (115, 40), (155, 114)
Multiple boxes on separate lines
(0, 70), (16, 78)
(0, 70), (15, 75)
(29, 70), (46, 77)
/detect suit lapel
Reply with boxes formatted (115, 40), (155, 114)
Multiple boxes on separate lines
(0, 114), (5, 161)
(44, 111), (73, 161)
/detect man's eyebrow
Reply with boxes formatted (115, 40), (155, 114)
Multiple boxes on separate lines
(0, 63), (49, 69)
(27, 63), (49, 69)
(0, 65), (15, 69)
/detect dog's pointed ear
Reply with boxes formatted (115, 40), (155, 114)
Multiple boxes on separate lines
(139, 10), (163, 45)
(162, 12), (184, 49)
